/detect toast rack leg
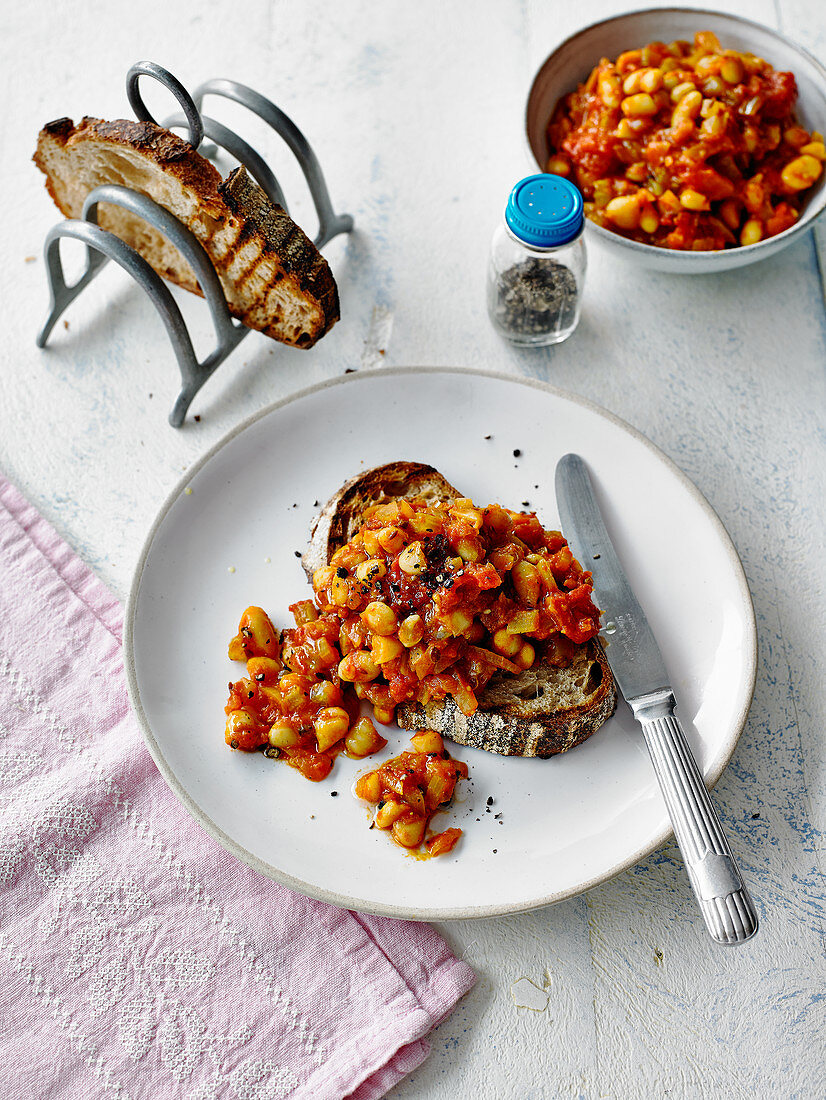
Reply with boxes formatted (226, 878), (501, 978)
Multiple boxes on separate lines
(81, 184), (252, 426)
(168, 331), (248, 427)
(35, 209), (249, 427)
(36, 236), (108, 348)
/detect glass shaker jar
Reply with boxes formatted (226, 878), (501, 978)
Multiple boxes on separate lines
(487, 173), (586, 347)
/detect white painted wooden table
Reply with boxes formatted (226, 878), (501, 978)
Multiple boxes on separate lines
(3, 1), (825, 1095)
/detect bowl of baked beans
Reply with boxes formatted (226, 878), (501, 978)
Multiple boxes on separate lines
(526, 9), (826, 272)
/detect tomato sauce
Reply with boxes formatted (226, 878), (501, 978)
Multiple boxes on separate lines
(545, 31), (823, 250)
(354, 730), (468, 857)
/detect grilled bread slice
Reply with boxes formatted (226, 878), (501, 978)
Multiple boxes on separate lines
(34, 116), (339, 348)
(306, 462), (617, 757)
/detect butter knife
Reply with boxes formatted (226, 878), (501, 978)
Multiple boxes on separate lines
(555, 453), (758, 945)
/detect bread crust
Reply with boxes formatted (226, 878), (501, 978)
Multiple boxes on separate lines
(396, 640), (616, 757)
(39, 116), (226, 207)
(304, 462), (618, 757)
(33, 116), (339, 348)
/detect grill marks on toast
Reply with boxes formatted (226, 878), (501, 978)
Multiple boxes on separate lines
(219, 167), (337, 345)
(33, 116), (339, 348)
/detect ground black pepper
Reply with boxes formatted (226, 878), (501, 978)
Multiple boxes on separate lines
(493, 257), (578, 340)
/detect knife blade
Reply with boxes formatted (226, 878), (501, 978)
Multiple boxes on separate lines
(555, 453), (758, 945)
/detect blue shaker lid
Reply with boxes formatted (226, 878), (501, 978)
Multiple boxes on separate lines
(505, 174), (584, 247)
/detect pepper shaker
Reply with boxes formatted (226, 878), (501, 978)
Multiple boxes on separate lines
(487, 173), (586, 347)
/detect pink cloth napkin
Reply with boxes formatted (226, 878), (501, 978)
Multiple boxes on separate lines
(0, 476), (475, 1100)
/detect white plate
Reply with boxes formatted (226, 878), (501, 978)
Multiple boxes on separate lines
(125, 367), (757, 920)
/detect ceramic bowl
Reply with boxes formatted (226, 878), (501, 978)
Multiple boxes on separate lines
(525, 8), (826, 273)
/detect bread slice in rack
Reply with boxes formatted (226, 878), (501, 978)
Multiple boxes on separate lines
(305, 461), (617, 757)
(34, 116), (339, 348)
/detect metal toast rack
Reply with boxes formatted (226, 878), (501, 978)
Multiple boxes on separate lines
(36, 62), (354, 426)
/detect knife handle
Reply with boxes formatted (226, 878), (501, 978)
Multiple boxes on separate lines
(631, 691), (758, 945)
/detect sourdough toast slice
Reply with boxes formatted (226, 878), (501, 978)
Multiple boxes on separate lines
(34, 116), (339, 348)
(306, 462), (617, 757)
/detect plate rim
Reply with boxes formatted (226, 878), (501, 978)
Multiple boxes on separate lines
(124, 365), (758, 921)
